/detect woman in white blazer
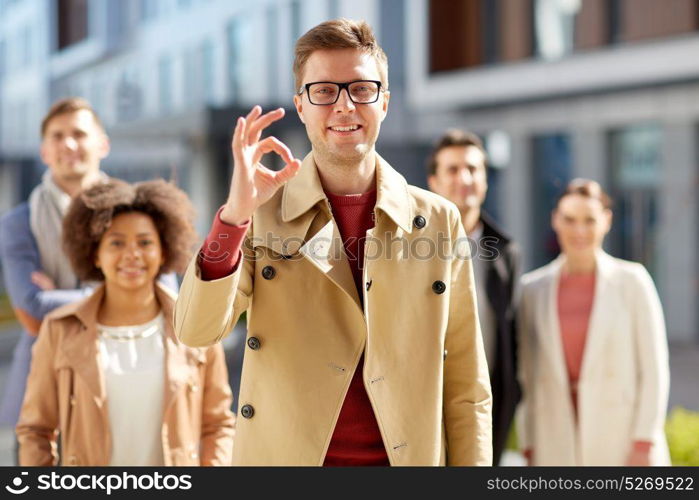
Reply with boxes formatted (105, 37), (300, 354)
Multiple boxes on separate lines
(517, 179), (670, 466)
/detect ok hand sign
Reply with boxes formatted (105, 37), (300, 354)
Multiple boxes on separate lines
(221, 106), (302, 225)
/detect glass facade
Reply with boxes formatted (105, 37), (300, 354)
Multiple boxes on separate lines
(608, 124), (662, 279)
(531, 133), (573, 267)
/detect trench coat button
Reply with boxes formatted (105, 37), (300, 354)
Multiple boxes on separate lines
(413, 215), (426, 229)
(67, 455), (78, 465)
(247, 337), (261, 350)
(365, 280), (372, 291)
(69, 395), (76, 406)
(190, 451), (198, 460)
(241, 404), (255, 419)
(432, 280), (446, 294)
(189, 382), (199, 393)
(443, 349), (448, 360)
(261, 266), (276, 280)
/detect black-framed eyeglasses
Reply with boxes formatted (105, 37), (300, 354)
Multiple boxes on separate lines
(298, 80), (384, 105)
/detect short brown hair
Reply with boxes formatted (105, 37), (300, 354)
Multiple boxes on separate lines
(293, 18), (389, 91)
(426, 129), (486, 176)
(41, 97), (104, 137)
(63, 179), (197, 281)
(556, 178), (613, 210)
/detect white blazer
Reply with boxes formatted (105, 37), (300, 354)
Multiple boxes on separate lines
(517, 250), (670, 465)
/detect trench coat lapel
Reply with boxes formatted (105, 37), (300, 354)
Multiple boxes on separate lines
(298, 215), (361, 309)
(158, 284), (200, 417)
(577, 250), (615, 385)
(60, 286), (107, 407)
(542, 257), (569, 386)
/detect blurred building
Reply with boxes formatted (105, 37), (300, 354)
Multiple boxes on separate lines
(412, 0), (699, 344)
(0, 0), (697, 343)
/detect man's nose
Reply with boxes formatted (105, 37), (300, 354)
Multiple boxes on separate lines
(61, 136), (78, 151)
(333, 88), (356, 112)
(459, 168), (474, 185)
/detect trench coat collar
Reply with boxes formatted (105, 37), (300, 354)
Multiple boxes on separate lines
(281, 151), (414, 234)
(542, 249), (616, 386)
(56, 282), (194, 408)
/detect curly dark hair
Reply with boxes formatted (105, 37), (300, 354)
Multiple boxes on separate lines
(62, 179), (197, 281)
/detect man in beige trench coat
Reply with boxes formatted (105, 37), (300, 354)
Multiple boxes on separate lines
(175, 19), (492, 466)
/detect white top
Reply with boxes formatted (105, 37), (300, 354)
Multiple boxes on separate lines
(97, 313), (166, 466)
(469, 223), (497, 374)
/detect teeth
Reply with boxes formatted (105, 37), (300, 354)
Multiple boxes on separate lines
(331, 125), (359, 132)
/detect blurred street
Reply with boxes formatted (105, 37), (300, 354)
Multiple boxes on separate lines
(0, 320), (696, 466)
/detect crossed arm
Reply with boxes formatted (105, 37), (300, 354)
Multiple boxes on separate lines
(0, 208), (88, 334)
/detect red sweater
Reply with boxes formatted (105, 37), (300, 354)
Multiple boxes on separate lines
(198, 191), (389, 466)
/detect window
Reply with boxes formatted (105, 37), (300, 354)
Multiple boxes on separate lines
(290, 0), (302, 41)
(201, 40), (215, 103)
(22, 25), (31, 66)
(0, 39), (5, 77)
(90, 76), (105, 122)
(267, 6), (278, 97)
(534, 0), (581, 60)
(140, 0), (158, 23)
(328, 0), (340, 19)
(530, 133), (573, 267)
(607, 0), (621, 44)
(429, 0), (533, 72)
(226, 17), (253, 102)
(608, 124), (662, 277)
(482, 130), (512, 222)
(429, 0), (483, 72)
(183, 47), (199, 106)
(116, 70), (143, 122)
(158, 55), (173, 114)
(57, 0), (88, 50)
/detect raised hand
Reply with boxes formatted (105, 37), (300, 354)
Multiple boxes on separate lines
(220, 106), (302, 225)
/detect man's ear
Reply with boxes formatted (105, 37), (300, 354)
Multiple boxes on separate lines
(427, 174), (437, 193)
(98, 134), (111, 160)
(293, 94), (305, 124)
(39, 141), (49, 165)
(380, 90), (390, 122)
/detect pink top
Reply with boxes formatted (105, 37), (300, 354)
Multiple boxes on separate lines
(557, 271), (596, 393)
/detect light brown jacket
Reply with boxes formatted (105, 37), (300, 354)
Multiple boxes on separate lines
(175, 153), (492, 466)
(17, 283), (235, 466)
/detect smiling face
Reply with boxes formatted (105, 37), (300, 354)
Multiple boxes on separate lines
(428, 145), (488, 214)
(552, 193), (612, 259)
(293, 48), (389, 169)
(40, 109), (109, 187)
(95, 212), (164, 293)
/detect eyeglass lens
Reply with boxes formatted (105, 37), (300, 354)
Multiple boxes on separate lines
(307, 81), (380, 105)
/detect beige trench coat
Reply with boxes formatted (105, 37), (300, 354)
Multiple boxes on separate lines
(517, 251), (671, 465)
(175, 153), (492, 466)
(17, 283), (235, 466)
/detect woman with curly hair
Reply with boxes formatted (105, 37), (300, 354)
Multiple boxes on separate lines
(16, 179), (235, 466)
